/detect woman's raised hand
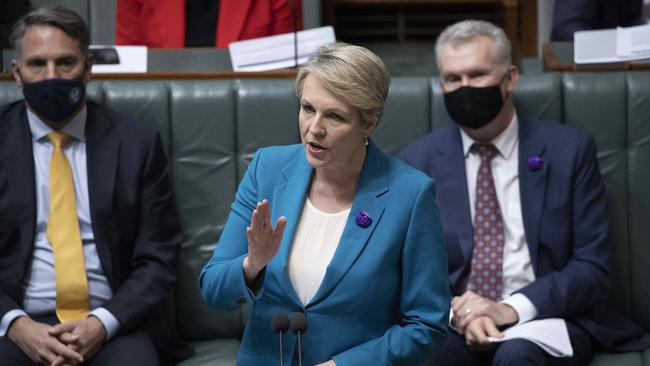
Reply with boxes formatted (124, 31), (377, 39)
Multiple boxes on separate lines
(243, 200), (287, 285)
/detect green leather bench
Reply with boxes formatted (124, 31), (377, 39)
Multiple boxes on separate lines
(0, 73), (648, 365)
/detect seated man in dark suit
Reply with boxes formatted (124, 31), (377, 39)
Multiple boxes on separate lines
(0, 5), (187, 365)
(400, 19), (645, 365)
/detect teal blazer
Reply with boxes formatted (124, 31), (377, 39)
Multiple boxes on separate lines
(200, 141), (450, 365)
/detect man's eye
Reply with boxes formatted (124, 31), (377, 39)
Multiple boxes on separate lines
(27, 60), (46, 67)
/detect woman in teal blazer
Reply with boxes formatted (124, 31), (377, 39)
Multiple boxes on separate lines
(200, 43), (450, 365)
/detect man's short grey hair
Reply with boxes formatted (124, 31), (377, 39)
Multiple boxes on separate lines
(296, 42), (391, 127)
(10, 5), (90, 60)
(435, 20), (511, 72)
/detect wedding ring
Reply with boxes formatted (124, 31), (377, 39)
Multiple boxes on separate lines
(465, 308), (471, 314)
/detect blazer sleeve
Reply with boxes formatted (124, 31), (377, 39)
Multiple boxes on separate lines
(115, 0), (143, 45)
(102, 132), (182, 332)
(517, 136), (611, 319)
(199, 150), (264, 310)
(270, 0), (303, 35)
(332, 179), (450, 366)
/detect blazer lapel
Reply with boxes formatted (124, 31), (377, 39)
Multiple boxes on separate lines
(0, 103), (36, 266)
(435, 127), (474, 287)
(85, 103), (120, 283)
(268, 150), (312, 308)
(518, 118), (548, 271)
(307, 141), (387, 307)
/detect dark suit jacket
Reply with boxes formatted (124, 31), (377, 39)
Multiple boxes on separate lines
(399, 118), (645, 351)
(0, 101), (187, 362)
(552, 0), (643, 41)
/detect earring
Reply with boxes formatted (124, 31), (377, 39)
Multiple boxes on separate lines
(364, 136), (369, 146)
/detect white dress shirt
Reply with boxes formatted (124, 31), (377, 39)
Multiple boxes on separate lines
(458, 114), (537, 324)
(0, 107), (120, 339)
(288, 198), (350, 306)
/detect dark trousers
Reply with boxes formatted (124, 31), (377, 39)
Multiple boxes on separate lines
(0, 315), (158, 366)
(423, 321), (593, 366)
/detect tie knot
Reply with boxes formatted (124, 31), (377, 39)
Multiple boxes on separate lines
(471, 143), (498, 161)
(48, 132), (71, 149)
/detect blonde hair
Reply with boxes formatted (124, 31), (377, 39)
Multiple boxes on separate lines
(296, 42), (390, 126)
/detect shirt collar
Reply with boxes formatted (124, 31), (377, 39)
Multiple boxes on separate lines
(460, 112), (519, 159)
(27, 104), (87, 143)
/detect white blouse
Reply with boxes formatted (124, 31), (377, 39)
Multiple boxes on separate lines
(288, 198), (350, 306)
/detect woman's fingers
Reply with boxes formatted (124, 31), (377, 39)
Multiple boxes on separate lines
(273, 217), (287, 245)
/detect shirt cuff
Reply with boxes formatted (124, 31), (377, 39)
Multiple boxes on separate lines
(447, 307), (464, 334)
(501, 293), (537, 324)
(0, 309), (29, 337)
(89, 307), (121, 340)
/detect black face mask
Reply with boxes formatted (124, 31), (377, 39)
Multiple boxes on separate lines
(443, 81), (505, 130)
(22, 78), (86, 124)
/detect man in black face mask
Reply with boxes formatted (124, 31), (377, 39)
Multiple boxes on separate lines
(0, 5), (189, 366)
(400, 20), (645, 365)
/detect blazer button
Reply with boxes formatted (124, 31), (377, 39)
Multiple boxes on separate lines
(235, 295), (246, 304)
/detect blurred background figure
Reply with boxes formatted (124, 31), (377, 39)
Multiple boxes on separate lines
(115, 0), (304, 48)
(0, 0), (31, 49)
(552, 0), (644, 41)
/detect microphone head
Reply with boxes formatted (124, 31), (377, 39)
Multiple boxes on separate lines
(289, 312), (308, 334)
(271, 312), (290, 333)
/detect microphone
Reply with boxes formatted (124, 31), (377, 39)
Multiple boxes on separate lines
(290, 312), (308, 366)
(286, 0), (298, 68)
(272, 312), (290, 366)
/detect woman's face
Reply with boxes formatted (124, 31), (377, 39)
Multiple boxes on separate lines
(299, 75), (375, 172)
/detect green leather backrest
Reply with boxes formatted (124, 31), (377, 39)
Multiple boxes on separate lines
(625, 73), (650, 328)
(562, 73), (632, 318)
(169, 80), (244, 341)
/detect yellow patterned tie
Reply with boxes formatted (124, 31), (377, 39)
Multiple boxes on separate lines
(47, 131), (89, 323)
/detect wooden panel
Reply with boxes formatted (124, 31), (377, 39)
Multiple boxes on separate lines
(323, 0), (539, 62)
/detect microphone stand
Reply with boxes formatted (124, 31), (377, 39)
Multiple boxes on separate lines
(296, 330), (303, 366)
(287, 0), (298, 68)
(279, 329), (285, 366)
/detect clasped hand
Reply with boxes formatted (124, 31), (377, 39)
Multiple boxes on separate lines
(450, 291), (518, 349)
(8, 316), (106, 366)
(243, 200), (287, 285)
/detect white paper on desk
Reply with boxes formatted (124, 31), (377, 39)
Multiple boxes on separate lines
(90, 45), (147, 73)
(574, 28), (621, 63)
(616, 23), (650, 58)
(487, 318), (573, 358)
(229, 26), (336, 71)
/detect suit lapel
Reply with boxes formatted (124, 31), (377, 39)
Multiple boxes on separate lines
(307, 141), (387, 307)
(518, 119), (548, 271)
(0, 103), (36, 266)
(436, 127), (474, 287)
(85, 103), (120, 283)
(268, 150), (312, 308)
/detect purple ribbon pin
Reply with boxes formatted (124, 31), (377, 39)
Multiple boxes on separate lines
(355, 210), (372, 228)
(528, 156), (543, 172)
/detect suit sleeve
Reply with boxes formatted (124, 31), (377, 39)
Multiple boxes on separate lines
(115, 0), (143, 45)
(270, 0), (303, 34)
(332, 180), (450, 366)
(102, 132), (182, 332)
(551, 0), (598, 41)
(517, 136), (611, 319)
(199, 150), (263, 310)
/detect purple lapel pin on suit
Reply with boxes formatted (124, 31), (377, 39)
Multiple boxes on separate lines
(528, 156), (543, 172)
(355, 210), (372, 228)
